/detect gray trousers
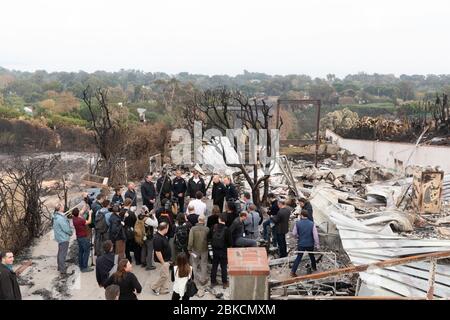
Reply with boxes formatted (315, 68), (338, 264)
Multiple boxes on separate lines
(190, 251), (208, 284)
(57, 241), (69, 272)
(141, 238), (155, 267)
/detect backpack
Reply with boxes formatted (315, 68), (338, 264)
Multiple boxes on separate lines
(212, 224), (226, 249)
(95, 210), (108, 234)
(174, 224), (189, 252)
(134, 219), (146, 245)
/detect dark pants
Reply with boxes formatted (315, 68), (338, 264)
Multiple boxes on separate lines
(263, 220), (278, 246)
(213, 198), (224, 212)
(94, 231), (109, 256)
(144, 203), (154, 211)
(177, 196), (185, 213)
(57, 241), (69, 272)
(141, 238), (155, 267)
(172, 292), (190, 300)
(211, 249), (228, 284)
(291, 246), (316, 273)
(77, 237), (90, 270)
(126, 239), (141, 264)
(276, 233), (287, 258)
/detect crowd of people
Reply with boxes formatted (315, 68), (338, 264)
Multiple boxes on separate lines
(0, 168), (319, 300)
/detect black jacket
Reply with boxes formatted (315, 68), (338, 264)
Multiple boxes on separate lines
(172, 177), (187, 196)
(225, 210), (239, 228)
(111, 194), (124, 206)
(141, 181), (156, 207)
(124, 189), (137, 207)
(229, 217), (245, 245)
(187, 177), (206, 198)
(211, 223), (233, 250)
(157, 176), (172, 197)
(124, 210), (137, 228)
(268, 200), (280, 216)
(207, 214), (220, 238)
(304, 202), (314, 222)
(109, 213), (126, 241)
(103, 272), (142, 300)
(156, 208), (175, 238)
(272, 206), (292, 234)
(212, 182), (226, 204)
(0, 264), (21, 300)
(95, 252), (115, 286)
(225, 183), (239, 201)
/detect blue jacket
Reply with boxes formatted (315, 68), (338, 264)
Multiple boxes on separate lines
(296, 219), (315, 248)
(53, 212), (73, 243)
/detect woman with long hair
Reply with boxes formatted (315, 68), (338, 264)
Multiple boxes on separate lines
(103, 258), (142, 300)
(170, 252), (194, 300)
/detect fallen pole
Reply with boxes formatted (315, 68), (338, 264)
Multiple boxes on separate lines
(269, 250), (450, 289)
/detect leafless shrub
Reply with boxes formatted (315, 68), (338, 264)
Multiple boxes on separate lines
(0, 156), (60, 252)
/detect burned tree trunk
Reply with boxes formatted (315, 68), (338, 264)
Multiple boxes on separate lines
(184, 87), (282, 206)
(82, 86), (128, 185)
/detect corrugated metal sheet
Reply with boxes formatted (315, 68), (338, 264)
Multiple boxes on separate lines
(327, 208), (450, 298)
(443, 174), (450, 201)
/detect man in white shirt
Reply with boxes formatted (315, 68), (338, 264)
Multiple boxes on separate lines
(186, 191), (207, 217)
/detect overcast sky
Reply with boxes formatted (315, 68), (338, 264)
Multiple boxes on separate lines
(1, 0), (449, 78)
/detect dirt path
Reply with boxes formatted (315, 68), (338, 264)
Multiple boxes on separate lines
(17, 228), (226, 300)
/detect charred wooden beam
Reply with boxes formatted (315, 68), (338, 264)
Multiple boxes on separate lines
(269, 250), (450, 289)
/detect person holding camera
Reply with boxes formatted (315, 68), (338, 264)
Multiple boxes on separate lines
(156, 198), (176, 262)
(72, 206), (93, 272)
(123, 199), (140, 265)
(135, 206), (158, 270)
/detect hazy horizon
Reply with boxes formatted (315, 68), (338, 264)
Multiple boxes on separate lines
(2, 0), (450, 78)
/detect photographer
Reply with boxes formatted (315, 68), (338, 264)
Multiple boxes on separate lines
(156, 198), (176, 262)
(136, 206), (158, 270)
(123, 199), (139, 265)
(72, 205), (93, 272)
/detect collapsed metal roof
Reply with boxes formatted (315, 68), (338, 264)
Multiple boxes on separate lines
(318, 190), (450, 298)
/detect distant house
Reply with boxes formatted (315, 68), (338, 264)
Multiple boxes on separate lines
(24, 106), (33, 115)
